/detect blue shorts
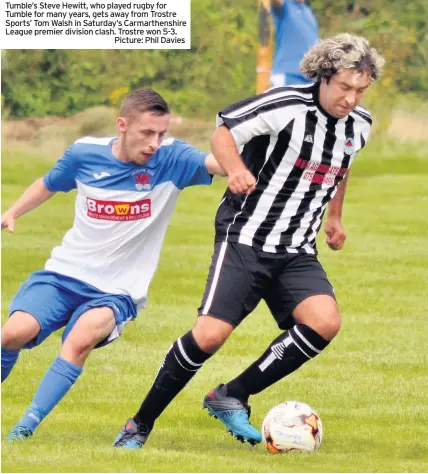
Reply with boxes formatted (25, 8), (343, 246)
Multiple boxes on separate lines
(9, 270), (138, 349)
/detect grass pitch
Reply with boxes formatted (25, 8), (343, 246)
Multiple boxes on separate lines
(1, 134), (428, 472)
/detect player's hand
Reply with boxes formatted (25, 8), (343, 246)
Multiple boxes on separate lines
(1, 212), (16, 232)
(228, 168), (256, 195)
(324, 218), (346, 251)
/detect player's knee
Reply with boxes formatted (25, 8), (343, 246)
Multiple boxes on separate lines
(1, 326), (23, 350)
(322, 310), (342, 339)
(1, 319), (38, 350)
(192, 316), (233, 353)
(295, 313), (341, 342)
(196, 332), (229, 353)
(63, 333), (98, 359)
(62, 308), (115, 358)
(294, 296), (341, 341)
(308, 308), (341, 341)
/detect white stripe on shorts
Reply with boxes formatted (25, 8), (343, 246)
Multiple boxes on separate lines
(202, 242), (228, 315)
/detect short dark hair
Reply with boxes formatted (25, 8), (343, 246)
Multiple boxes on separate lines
(120, 88), (170, 118)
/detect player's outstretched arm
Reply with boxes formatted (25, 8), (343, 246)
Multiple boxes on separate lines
(204, 154), (227, 177)
(324, 173), (349, 251)
(1, 178), (55, 232)
(210, 126), (256, 195)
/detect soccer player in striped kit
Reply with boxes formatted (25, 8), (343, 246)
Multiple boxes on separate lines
(1, 88), (226, 441)
(114, 34), (385, 448)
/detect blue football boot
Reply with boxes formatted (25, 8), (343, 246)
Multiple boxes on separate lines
(203, 384), (262, 445)
(113, 419), (151, 449)
(8, 426), (33, 442)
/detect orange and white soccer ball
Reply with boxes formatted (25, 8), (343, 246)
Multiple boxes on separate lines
(261, 401), (323, 453)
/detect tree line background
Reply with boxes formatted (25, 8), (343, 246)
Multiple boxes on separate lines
(2, 0), (427, 120)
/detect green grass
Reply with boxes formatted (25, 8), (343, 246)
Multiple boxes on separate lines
(1, 138), (428, 472)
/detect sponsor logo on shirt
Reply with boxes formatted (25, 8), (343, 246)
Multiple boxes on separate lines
(295, 157), (348, 186)
(87, 198), (151, 221)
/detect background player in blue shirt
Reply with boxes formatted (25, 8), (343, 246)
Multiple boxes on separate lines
(1, 88), (225, 442)
(270, 0), (319, 87)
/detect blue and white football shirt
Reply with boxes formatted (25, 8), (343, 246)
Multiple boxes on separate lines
(43, 136), (212, 308)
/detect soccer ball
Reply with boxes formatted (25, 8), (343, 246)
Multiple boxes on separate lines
(261, 401), (323, 453)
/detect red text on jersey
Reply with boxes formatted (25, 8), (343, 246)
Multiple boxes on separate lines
(87, 198), (151, 221)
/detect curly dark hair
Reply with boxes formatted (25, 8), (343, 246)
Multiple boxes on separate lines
(300, 33), (385, 83)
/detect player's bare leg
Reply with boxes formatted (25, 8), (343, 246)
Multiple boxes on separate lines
(192, 315), (233, 352)
(60, 307), (116, 366)
(8, 307), (115, 441)
(1, 311), (41, 382)
(292, 295), (341, 340)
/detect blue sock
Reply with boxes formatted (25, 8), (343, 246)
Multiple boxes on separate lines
(16, 356), (83, 433)
(2, 347), (20, 382)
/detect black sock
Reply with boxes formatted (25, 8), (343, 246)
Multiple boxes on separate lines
(225, 324), (330, 401)
(134, 330), (211, 428)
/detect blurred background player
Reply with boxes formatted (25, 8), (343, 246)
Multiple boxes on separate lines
(270, 0), (319, 87)
(1, 88), (225, 442)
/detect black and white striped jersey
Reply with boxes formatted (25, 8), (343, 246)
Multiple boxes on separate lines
(214, 83), (372, 254)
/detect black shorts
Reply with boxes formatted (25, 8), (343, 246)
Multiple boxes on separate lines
(198, 242), (335, 330)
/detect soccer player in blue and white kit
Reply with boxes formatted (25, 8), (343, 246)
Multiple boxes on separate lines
(1, 88), (225, 441)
